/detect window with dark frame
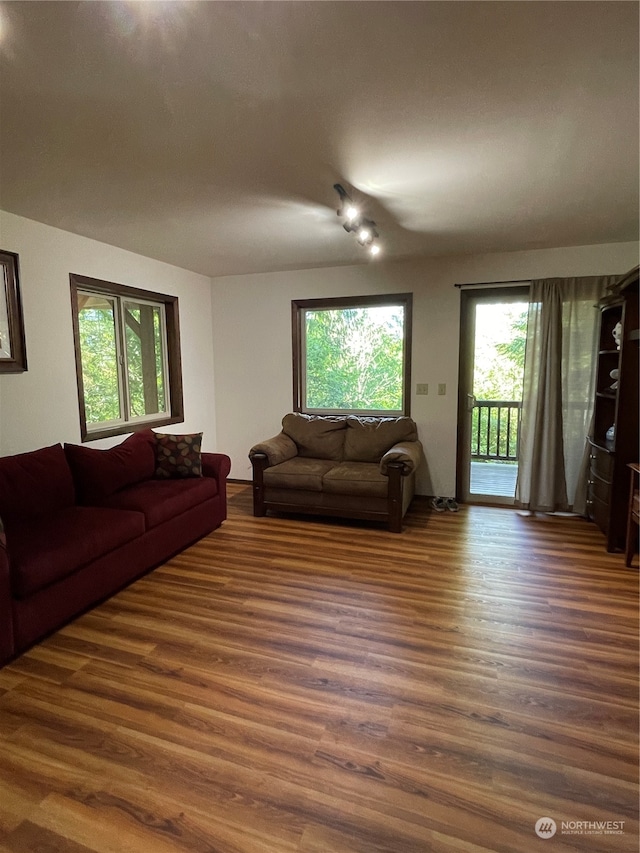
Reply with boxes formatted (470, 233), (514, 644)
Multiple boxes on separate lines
(70, 274), (184, 441)
(292, 293), (412, 416)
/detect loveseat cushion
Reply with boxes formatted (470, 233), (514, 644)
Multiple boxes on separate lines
(322, 462), (389, 498)
(98, 476), (219, 528)
(263, 458), (336, 491)
(8, 506), (146, 598)
(0, 444), (75, 521)
(343, 416), (418, 462)
(65, 429), (156, 504)
(282, 413), (346, 460)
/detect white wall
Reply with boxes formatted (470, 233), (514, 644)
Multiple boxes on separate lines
(1, 208), (636, 494)
(0, 211), (218, 455)
(211, 241), (639, 496)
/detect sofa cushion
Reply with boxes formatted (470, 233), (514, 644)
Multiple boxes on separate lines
(8, 506), (146, 598)
(322, 462), (389, 498)
(65, 429), (156, 504)
(0, 444), (75, 520)
(344, 416), (418, 462)
(99, 476), (218, 528)
(264, 457), (336, 491)
(154, 432), (203, 479)
(282, 413), (346, 460)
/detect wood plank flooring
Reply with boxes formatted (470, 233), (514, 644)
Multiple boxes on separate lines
(0, 485), (638, 853)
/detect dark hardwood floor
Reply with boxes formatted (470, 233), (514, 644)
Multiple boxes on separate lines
(1, 485), (638, 852)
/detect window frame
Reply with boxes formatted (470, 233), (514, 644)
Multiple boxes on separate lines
(292, 292), (413, 417)
(70, 273), (184, 441)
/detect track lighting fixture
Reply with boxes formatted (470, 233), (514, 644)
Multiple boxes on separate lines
(333, 183), (381, 258)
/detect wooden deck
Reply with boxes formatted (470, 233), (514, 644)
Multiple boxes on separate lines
(471, 460), (519, 497)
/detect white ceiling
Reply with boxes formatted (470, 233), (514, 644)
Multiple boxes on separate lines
(0, 1), (638, 278)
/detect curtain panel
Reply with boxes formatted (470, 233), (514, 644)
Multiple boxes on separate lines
(515, 276), (618, 513)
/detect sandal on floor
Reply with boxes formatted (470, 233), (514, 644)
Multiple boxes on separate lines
(446, 498), (459, 512)
(431, 497), (447, 512)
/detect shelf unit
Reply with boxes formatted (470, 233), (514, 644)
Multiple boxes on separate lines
(587, 266), (639, 552)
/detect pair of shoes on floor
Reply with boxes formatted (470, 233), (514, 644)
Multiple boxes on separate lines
(431, 497), (459, 513)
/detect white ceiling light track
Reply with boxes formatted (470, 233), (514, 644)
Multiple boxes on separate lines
(334, 184), (381, 258)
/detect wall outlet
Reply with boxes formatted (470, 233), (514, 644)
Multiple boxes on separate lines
(438, 383), (446, 395)
(416, 383), (428, 395)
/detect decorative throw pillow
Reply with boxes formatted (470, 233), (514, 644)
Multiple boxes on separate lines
(154, 432), (203, 479)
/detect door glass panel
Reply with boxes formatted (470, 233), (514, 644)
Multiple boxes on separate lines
(470, 302), (527, 497)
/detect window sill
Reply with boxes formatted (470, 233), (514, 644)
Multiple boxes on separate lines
(82, 415), (184, 443)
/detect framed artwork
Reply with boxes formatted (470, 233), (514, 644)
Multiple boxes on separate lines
(0, 250), (27, 373)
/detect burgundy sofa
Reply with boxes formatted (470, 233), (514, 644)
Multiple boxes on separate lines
(0, 429), (231, 667)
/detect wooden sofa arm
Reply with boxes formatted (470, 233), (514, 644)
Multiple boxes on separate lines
(385, 462), (405, 534)
(249, 434), (298, 519)
(250, 453), (270, 517)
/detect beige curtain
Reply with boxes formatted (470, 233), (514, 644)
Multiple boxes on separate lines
(515, 276), (617, 513)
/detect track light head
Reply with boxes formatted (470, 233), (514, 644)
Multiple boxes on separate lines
(334, 184), (381, 259)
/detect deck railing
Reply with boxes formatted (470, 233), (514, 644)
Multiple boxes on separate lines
(471, 400), (522, 461)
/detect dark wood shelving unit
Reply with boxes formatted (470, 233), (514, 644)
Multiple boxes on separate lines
(587, 265), (639, 552)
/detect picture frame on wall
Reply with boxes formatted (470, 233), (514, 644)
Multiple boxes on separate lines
(0, 250), (27, 373)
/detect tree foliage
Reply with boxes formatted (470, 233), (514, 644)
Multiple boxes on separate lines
(473, 304), (527, 401)
(305, 306), (404, 411)
(471, 303), (528, 460)
(80, 306), (121, 424)
(124, 305), (165, 417)
(79, 301), (165, 425)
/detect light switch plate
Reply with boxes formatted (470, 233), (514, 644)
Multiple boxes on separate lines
(416, 383), (428, 395)
(438, 383), (446, 395)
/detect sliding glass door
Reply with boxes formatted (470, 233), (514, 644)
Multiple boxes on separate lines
(457, 286), (529, 506)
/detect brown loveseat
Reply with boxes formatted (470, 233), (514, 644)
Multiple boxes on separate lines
(249, 413), (423, 532)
